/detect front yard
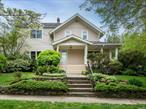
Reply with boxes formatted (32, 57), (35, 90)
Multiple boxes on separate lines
(0, 100), (145, 109)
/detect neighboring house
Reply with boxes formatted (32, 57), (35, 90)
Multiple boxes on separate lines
(24, 13), (121, 74)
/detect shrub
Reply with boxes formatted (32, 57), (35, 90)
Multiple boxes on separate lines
(35, 66), (48, 75)
(107, 59), (123, 75)
(128, 79), (143, 87)
(95, 82), (146, 92)
(122, 69), (136, 75)
(3, 59), (31, 73)
(9, 80), (68, 92)
(47, 66), (60, 73)
(0, 54), (7, 72)
(37, 50), (61, 66)
(119, 50), (146, 75)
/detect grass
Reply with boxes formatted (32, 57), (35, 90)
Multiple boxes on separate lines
(115, 75), (146, 87)
(0, 72), (36, 86)
(0, 100), (145, 109)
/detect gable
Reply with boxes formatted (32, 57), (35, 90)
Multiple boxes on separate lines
(59, 38), (86, 45)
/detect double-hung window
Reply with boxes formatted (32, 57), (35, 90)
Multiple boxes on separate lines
(65, 30), (71, 37)
(82, 30), (88, 40)
(31, 30), (42, 39)
(30, 51), (41, 59)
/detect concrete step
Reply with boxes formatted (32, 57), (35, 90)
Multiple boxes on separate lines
(67, 77), (89, 80)
(67, 92), (96, 97)
(68, 84), (92, 88)
(68, 80), (90, 84)
(69, 88), (93, 92)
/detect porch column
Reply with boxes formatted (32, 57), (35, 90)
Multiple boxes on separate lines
(115, 48), (119, 60)
(84, 45), (88, 65)
(109, 50), (112, 60)
(100, 47), (103, 54)
(56, 45), (59, 52)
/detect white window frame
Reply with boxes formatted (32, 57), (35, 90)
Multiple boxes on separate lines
(30, 29), (43, 39)
(64, 30), (72, 37)
(82, 30), (88, 40)
(30, 51), (41, 59)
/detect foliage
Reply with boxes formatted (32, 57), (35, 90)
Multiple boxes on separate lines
(121, 32), (146, 56)
(128, 79), (143, 87)
(106, 35), (122, 43)
(88, 52), (110, 72)
(81, 0), (146, 33)
(9, 80), (68, 92)
(3, 59), (31, 73)
(0, 4), (41, 58)
(37, 50), (61, 66)
(95, 82), (146, 92)
(35, 66), (47, 75)
(121, 69), (136, 76)
(0, 54), (7, 72)
(107, 59), (123, 75)
(119, 50), (146, 75)
(13, 72), (22, 81)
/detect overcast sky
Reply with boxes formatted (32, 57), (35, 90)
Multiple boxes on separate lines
(2, 0), (105, 41)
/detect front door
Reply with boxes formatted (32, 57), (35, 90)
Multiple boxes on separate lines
(61, 50), (67, 64)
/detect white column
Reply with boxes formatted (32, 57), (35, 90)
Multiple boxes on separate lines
(56, 45), (59, 52)
(84, 45), (88, 65)
(109, 50), (112, 60)
(115, 48), (118, 60)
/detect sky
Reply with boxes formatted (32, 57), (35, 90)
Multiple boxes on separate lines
(2, 0), (105, 41)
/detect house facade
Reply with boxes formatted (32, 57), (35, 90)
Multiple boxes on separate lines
(24, 14), (121, 74)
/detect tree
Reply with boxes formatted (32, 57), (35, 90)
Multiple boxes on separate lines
(121, 32), (146, 56)
(0, 1), (41, 58)
(81, 0), (146, 33)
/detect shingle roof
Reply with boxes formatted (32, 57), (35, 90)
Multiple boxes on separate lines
(42, 23), (61, 28)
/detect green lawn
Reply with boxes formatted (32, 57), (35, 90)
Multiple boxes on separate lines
(0, 72), (36, 86)
(0, 100), (145, 109)
(115, 75), (146, 87)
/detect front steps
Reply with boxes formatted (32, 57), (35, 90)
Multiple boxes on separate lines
(67, 76), (95, 97)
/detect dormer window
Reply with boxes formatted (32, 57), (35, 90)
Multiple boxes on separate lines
(82, 30), (88, 40)
(31, 30), (42, 39)
(65, 30), (71, 37)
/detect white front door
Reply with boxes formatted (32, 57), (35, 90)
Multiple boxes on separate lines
(61, 50), (67, 64)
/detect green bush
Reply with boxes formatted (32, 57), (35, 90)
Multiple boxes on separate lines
(91, 73), (117, 83)
(35, 66), (48, 75)
(95, 82), (146, 92)
(9, 80), (68, 92)
(37, 50), (61, 66)
(128, 79), (143, 87)
(3, 59), (31, 73)
(122, 69), (136, 75)
(119, 50), (146, 75)
(0, 54), (7, 72)
(107, 59), (123, 75)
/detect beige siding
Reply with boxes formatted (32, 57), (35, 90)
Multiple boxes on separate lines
(23, 28), (53, 52)
(54, 22), (99, 41)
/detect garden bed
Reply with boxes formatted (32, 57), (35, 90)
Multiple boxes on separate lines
(89, 73), (146, 99)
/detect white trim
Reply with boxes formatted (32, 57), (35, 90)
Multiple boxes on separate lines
(30, 29), (43, 40)
(50, 13), (104, 35)
(52, 35), (93, 45)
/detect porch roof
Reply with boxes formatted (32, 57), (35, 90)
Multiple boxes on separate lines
(52, 35), (93, 45)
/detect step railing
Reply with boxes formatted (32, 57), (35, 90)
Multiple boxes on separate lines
(87, 61), (93, 75)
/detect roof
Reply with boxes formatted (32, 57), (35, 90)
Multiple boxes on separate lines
(42, 23), (61, 28)
(50, 13), (104, 37)
(52, 34), (93, 45)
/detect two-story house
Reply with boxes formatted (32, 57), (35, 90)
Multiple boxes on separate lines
(24, 13), (121, 75)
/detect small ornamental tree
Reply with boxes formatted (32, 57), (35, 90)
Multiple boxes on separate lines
(37, 50), (61, 66)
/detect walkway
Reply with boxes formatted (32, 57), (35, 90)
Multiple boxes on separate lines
(0, 95), (145, 104)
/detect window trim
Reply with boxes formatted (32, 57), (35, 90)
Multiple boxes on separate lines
(30, 51), (41, 59)
(82, 30), (88, 40)
(64, 30), (72, 37)
(30, 29), (43, 39)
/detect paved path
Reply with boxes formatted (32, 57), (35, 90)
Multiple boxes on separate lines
(0, 95), (145, 104)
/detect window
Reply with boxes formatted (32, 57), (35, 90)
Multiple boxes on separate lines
(30, 51), (41, 59)
(30, 30), (42, 39)
(82, 30), (88, 40)
(65, 30), (71, 37)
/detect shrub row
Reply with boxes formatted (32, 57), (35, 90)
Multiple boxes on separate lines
(9, 80), (68, 92)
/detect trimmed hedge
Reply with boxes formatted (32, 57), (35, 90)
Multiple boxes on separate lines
(9, 80), (68, 92)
